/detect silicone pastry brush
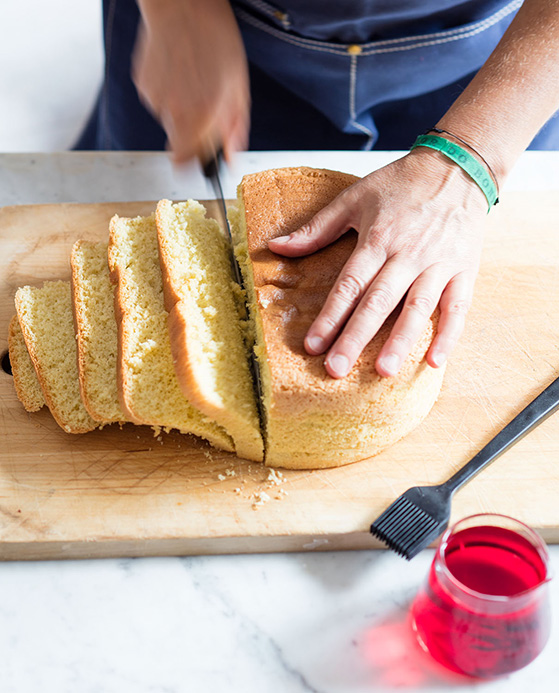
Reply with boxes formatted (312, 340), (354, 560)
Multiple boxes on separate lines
(370, 375), (559, 559)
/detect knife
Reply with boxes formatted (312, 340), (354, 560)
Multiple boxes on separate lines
(201, 151), (265, 426)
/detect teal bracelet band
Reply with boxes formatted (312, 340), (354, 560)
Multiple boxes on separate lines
(410, 134), (499, 213)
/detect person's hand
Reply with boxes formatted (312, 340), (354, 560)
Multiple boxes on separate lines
(133, 0), (250, 163)
(268, 149), (489, 378)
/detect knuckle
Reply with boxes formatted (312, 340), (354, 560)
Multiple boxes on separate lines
(389, 331), (412, 349)
(291, 221), (323, 253)
(315, 312), (339, 333)
(338, 331), (367, 354)
(336, 274), (367, 304)
(362, 285), (393, 316)
(406, 293), (435, 316)
(445, 298), (471, 316)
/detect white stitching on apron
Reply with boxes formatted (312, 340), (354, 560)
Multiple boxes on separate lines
(245, 0), (290, 28)
(362, 5), (522, 55)
(236, 7), (349, 56)
(235, 0), (522, 56)
(349, 55), (375, 149)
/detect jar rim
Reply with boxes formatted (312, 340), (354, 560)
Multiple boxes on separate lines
(436, 513), (551, 603)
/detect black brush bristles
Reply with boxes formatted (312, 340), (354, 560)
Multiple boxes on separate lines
(370, 485), (452, 560)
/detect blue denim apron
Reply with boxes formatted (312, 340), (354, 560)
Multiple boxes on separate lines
(75, 0), (559, 152)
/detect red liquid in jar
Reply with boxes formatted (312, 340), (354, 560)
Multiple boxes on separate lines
(411, 525), (550, 678)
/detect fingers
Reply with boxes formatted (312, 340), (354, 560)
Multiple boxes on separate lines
(427, 272), (473, 369)
(304, 244), (387, 355)
(321, 258), (418, 378)
(167, 87), (249, 164)
(311, 257), (473, 380)
(375, 266), (447, 377)
(268, 192), (353, 257)
(131, 8), (250, 165)
(373, 269), (473, 378)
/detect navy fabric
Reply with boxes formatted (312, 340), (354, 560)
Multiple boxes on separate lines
(74, 0), (559, 152)
(234, 0), (524, 147)
(234, 0), (511, 42)
(75, 0), (165, 151)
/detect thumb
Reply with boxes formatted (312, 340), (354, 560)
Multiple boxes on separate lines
(268, 194), (352, 257)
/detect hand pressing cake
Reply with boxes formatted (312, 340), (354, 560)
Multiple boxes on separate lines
(229, 166), (445, 469)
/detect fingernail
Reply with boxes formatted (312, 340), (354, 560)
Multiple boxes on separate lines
(271, 234), (292, 245)
(431, 350), (446, 367)
(380, 353), (400, 375)
(327, 353), (349, 377)
(306, 335), (324, 354)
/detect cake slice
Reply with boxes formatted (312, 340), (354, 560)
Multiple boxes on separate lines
(14, 281), (99, 433)
(71, 239), (127, 424)
(156, 199), (263, 462)
(8, 314), (45, 412)
(229, 167), (445, 469)
(108, 212), (234, 452)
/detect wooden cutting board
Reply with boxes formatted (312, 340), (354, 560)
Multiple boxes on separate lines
(1, 195), (558, 560)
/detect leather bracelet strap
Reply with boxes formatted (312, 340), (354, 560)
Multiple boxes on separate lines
(410, 134), (499, 213)
(427, 127), (500, 192)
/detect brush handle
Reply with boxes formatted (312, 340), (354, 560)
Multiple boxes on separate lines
(443, 375), (559, 494)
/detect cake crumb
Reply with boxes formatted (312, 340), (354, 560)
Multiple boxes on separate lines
(266, 469), (285, 486)
(252, 491), (271, 509)
(217, 474), (226, 481)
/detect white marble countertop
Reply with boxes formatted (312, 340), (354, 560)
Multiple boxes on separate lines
(1, 151), (558, 693)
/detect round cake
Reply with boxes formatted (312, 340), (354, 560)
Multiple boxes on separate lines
(230, 166), (445, 469)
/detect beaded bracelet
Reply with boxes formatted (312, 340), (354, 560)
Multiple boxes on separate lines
(410, 134), (499, 213)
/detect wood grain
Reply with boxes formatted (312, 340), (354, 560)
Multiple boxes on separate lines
(1, 195), (558, 560)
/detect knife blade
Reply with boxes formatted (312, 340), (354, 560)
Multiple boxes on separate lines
(201, 151), (245, 287)
(201, 151), (265, 427)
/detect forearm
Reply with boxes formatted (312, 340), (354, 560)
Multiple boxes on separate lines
(436, 0), (559, 183)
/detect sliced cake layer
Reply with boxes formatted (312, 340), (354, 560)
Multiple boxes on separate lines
(8, 314), (45, 412)
(71, 239), (127, 424)
(230, 167), (445, 469)
(14, 281), (99, 433)
(108, 212), (234, 452)
(156, 199), (263, 462)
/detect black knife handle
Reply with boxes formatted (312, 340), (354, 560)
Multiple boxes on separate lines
(201, 148), (224, 179)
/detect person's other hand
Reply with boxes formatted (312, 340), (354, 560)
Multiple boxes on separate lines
(133, 0), (250, 163)
(268, 150), (488, 378)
